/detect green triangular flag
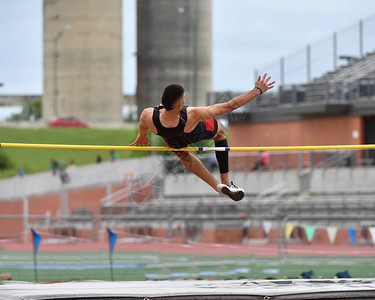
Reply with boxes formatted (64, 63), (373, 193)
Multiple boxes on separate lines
(305, 225), (315, 242)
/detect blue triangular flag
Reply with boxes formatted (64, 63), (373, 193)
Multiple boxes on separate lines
(348, 228), (356, 244)
(31, 229), (41, 255)
(107, 228), (117, 254)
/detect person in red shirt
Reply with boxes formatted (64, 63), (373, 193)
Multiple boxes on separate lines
(253, 151), (270, 170)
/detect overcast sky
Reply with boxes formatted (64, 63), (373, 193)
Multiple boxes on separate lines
(0, 0), (375, 96)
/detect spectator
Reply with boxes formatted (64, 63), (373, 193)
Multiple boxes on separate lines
(253, 151), (270, 171)
(58, 160), (70, 184)
(110, 150), (119, 162)
(18, 167), (25, 177)
(50, 159), (58, 175)
(96, 154), (102, 163)
(60, 160), (66, 169)
(68, 159), (76, 169)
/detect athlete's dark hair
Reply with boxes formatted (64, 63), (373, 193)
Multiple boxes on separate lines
(161, 84), (185, 111)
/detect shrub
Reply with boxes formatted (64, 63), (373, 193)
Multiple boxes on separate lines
(0, 152), (13, 170)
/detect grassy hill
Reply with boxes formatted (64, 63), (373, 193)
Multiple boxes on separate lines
(0, 126), (151, 179)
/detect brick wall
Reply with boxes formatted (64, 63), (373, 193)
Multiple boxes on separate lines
(229, 115), (363, 169)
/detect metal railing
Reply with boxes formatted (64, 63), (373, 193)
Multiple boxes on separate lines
(158, 149), (373, 174)
(2, 212), (375, 255)
(255, 15), (375, 86)
(207, 16), (375, 112)
(207, 78), (375, 114)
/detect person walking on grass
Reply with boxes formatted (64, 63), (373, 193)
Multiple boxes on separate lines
(131, 74), (275, 201)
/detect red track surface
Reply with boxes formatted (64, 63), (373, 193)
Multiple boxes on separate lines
(1, 241), (375, 257)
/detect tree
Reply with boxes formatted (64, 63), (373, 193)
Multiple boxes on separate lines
(0, 152), (13, 170)
(29, 99), (42, 120)
(6, 99), (42, 121)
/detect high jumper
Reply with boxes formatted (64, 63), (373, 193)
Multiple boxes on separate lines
(130, 73), (275, 201)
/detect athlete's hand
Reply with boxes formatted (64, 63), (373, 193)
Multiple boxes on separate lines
(255, 73), (275, 94)
(130, 134), (149, 146)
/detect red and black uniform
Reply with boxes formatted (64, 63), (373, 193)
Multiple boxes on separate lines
(152, 105), (218, 149)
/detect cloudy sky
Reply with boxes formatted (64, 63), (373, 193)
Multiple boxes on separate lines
(0, 0), (375, 96)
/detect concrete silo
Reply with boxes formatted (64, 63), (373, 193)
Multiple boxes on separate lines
(43, 0), (123, 123)
(137, 0), (212, 114)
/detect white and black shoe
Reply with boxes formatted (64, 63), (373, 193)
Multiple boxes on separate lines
(217, 181), (244, 202)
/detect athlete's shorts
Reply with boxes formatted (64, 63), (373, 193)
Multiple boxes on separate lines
(166, 119), (218, 149)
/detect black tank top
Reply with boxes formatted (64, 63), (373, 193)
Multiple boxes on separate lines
(152, 106), (188, 146)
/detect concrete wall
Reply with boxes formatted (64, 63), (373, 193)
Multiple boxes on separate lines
(3, 155), (375, 203)
(137, 0), (212, 113)
(0, 156), (162, 201)
(2, 156), (375, 244)
(43, 0), (123, 122)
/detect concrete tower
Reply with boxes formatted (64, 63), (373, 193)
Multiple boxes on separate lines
(137, 0), (212, 114)
(43, 0), (123, 123)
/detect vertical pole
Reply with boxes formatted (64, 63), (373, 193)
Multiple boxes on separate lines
(107, 228), (114, 281)
(109, 249), (114, 281)
(53, 31), (64, 117)
(333, 32), (337, 70)
(60, 184), (69, 216)
(307, 44), (311, 82)
(277, 217), (282, 258)
(53, 39), (58, 116)
(292, 84), (297, 104)
(192, 3), (198, 107)
(280, 57), (285, 86)
(106, 183), (112, 217)
(279, 57), (285, 104)
(283, 220), (288, 258)
(32, 230), (38, 282)
(33, 250), (38, 282)
(23, 197), (29, 243)
(359, 19), (363, 58)
(298, 152), (303, 172)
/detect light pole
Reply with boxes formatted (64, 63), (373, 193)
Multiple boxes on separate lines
(178, 5), (198, 107)
(53, 25), (71, 117)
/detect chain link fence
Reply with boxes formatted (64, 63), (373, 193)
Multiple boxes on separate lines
(255, 15), (375, 86)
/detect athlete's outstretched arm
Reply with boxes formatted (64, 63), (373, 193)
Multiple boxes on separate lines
(191, 73), (275, 122)
(130, 108), (151, 146)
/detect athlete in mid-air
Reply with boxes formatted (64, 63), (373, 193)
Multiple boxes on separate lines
(131, 74), (275, 201)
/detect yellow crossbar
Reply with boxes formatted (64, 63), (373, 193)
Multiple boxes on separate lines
(2, 142), (375, 152)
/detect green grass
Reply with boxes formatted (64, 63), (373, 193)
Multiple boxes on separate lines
(0, 126), (151, 179)
(1, 250), (374, 282)
(0, 126), (217, 179)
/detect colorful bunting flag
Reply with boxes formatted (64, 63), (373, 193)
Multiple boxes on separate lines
(348, 228), (356, 244)
(369, 227), (375, 245)
(327, 226), (338, 244)
(263, 221), (272, 236)
(285, 223), (294, 240)
(31, 229), (41, 255)
(304, 226), (315, 242)
(107, 228), (117, 254)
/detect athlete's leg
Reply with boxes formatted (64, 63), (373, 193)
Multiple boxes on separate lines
(213, 122), (230, 186)
(174, 151), (219, 191)
(213, 121), (244, 201)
